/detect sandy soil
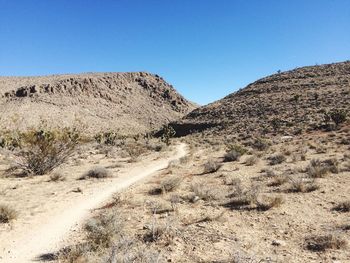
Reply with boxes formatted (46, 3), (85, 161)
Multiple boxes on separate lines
(0, 143), (187, 263)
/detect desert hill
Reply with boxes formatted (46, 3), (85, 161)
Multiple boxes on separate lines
(172, 61), (350, 137)
(0, 72), (196, 134)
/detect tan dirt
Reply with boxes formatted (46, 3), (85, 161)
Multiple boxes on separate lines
(0, 143), (187, 263)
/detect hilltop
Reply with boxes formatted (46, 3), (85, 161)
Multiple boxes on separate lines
(0, 72), (196, 134)
(172, 61), (350, 138)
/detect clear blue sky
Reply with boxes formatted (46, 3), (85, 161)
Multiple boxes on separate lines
(0, 0), (349, 105)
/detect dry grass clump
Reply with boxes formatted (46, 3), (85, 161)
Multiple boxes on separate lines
(58, 243), (91, 263)
(143, 217), (179, 243)
(261, 168), (276, 177)
(184, 210), (226, 226)
(333, 201), (350, 212)
(245, 155), (259, 166)
(203, 159), (222, 174)
(305, 234), (347, 251)
(306, 159), (333, 178)
(223, 185), (259, 210)
(268, 174), (288, 187)
(191, 182), (225, 201)
(80, 166), (110, 179)
(149, 176), (182, 195)
(268, 154), (286, 165)
(288, 178), (319, 193)
(148, 200), (174, 214)
(256, 196), (284, 211)
(0, 204), (17, 223)
(49, 172), (65, 182)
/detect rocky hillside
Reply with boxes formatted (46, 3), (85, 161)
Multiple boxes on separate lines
(0, 72), (196, 134)
(172, 61), (350, 137)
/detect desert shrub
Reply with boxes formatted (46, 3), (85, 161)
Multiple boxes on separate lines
(49, 172), (65, 182)
(226, 144), (247, 155)
(0, 131), (21, 149)
(322, 158), (339, 174)
(333, 201), (350, 212)
(143, 217), (178, 243)
(123, 142), (147, 161)
(257, 196), (284, 211)
(8, 128), (79, 176)
(224, 150), (241, 162)
(262, 168), (276, 177)
(268, 154), (286, 165)
(191, 182), (224, 201)
(58, 243), (92, 263)
(251, 137), (270, 151)
(160, 176), (182, 192)
(305, 234), (347, 251)
(223, 185), (259, 210)
(245, 155), (258, 166)
(0, 204), (17, 223)
(94, 131), (119, 146)
(160, 125), (176, 146)
(80, 166), (110, 179)
(84, 210), (124, 249)
(203, 159), (222, 174)
(268, 174), (288, 187)
(306, 159), (339, 177)
(288, 178), (319, 193)
(149, 176), (182, 195)
(329, 109), (347, 127)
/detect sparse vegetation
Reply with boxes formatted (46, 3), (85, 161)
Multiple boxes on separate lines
(191, 182), (224, 201)
(149, 176), (182, 195)
(245, 155), (258, 166)
(223, 149), (241, 162)
(8, 128), (79, 176)
(0, 204), (17, 223)
(305, 234), (347, 251)
(333, 201), (350, 212)
(203, 159), (222, 173)
(268, 154), (286, 165)
(49, 172), (65, 182)
(160, 125), (176, 146)
(288, 178), (319, 193)
(80, 166), (110, 179)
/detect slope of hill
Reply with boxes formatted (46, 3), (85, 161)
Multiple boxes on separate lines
(173, 61), (350, 137)
(0, 72), (196, 134)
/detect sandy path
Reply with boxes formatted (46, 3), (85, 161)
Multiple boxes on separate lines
(0, 143), (187, 263)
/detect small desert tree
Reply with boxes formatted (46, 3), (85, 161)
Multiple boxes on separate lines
(160, 125), (176, 146)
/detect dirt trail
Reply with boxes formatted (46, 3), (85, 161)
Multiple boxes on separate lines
(0, 143), (187, 263)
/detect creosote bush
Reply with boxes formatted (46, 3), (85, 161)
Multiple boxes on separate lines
(9, 128), (79, 176)
(0, 204), (17, 223)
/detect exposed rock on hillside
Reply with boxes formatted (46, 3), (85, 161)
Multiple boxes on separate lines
(0, 72), (196, 134)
